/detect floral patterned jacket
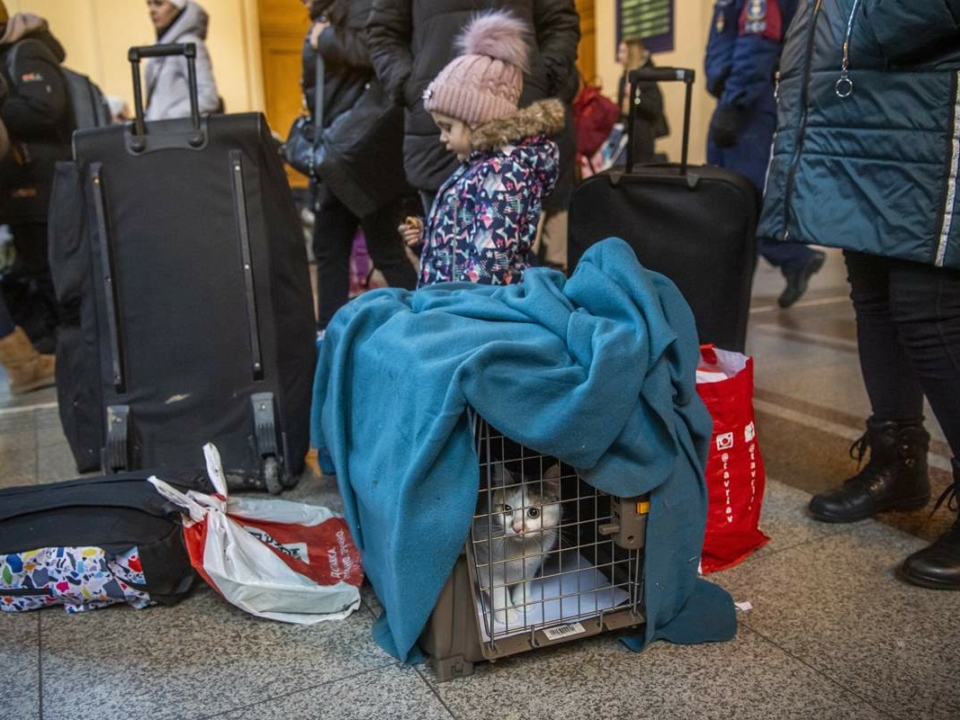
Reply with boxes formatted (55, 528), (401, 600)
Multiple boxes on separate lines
(418, 99), (565, 287)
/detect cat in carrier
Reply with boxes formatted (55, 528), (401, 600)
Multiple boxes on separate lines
(471, 462), (562, 624)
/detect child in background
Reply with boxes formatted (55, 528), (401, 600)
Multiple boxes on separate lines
(398, 11), (563, 288)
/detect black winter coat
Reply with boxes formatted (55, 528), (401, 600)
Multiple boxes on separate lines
(616, 56), (669, 165)
(302, 0), (408, 217)
(0, 28), (73, 225)
(368, 0), (580, 193)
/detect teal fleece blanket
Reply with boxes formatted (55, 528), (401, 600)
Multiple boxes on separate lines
(311, 238), (736, 661)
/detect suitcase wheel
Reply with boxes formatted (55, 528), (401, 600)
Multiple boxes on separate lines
(264, 456), (282, 495)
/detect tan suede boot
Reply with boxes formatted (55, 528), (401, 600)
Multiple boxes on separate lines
(0, 327), (56, 395)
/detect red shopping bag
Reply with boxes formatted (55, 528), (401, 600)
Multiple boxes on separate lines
(696, 345), (770, 573)
(150, 444), (364, 624)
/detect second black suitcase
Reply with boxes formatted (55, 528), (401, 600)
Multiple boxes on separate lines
(568, 68), (758, 352)
(48, 44), (316, 493)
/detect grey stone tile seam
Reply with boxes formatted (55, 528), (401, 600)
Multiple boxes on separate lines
(29, 578), (392, 720)
(32, 410), (41, 485)
(413, 663), (458, 719)
(749, 322), (859, 355)
(38, 610), (44, 720)
(732, 623), (900, 720)
(721, 519), (860, 570)
(184, 663), (408, 720)
(753, 387), (953, 460)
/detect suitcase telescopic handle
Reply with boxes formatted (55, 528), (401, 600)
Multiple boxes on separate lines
(127, 43), (203, 152)
(627, 67), (695, 174)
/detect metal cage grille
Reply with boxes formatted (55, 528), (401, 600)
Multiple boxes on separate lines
(467, 415), (645, 646)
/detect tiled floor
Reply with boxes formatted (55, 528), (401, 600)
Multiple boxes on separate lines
(1, 250), (958, 720)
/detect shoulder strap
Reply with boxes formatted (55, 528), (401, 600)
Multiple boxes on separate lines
(313, 53), (324, 145)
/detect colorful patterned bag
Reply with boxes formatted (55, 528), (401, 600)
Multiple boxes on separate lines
(0, 471), (204, 613)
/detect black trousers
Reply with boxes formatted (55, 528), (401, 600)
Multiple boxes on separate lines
(0, 294), (14, 338)
(312, 186), (417, 330)
(845, 250), (960, 457)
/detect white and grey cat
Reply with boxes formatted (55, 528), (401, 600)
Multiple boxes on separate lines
(472, 462), (562, 625)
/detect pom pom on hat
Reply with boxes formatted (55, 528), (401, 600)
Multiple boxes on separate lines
(168, 0), (188, 9)
(455, 11), (530, 74)
(424, 11), (532, 127)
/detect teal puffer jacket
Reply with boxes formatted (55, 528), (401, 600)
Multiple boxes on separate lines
(758, 0), (960, 269)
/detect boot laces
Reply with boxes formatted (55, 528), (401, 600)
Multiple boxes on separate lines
(849, 431), (869, 468)
(931, 482), (959, 516)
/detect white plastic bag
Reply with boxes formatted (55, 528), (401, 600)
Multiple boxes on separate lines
(149, 444), (363, 624)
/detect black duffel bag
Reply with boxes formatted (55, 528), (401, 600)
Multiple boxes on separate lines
(0, 470), (208, 613)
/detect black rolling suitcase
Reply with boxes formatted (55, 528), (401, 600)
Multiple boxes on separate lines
(48, 44), (316, 493)
(568, 68), (758, 352)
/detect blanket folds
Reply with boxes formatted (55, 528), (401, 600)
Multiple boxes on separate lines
(311, 238), (736, 661)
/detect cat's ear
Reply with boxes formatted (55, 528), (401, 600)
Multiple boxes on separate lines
(489, 461), (511, 487)
(542, 464), (561, 498)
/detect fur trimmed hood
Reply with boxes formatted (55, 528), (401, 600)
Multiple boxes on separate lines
(470, 98), (565, 151)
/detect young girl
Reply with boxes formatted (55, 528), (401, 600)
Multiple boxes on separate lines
(398, 12), (564, 288)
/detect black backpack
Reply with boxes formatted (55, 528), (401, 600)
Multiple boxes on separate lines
(6, 38), (110, 130)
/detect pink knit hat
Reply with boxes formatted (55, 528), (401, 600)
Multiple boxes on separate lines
(423, 11), (531, 127)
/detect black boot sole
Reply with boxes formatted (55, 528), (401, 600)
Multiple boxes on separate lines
(808, 494), (930, 523)
(897, 566), (960, 591)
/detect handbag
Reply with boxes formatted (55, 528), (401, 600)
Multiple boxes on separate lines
(284, 53), (325, 179)
(696, 345), (770, 573)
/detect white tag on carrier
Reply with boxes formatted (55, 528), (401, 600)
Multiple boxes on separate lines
(543, 622), (586, 641)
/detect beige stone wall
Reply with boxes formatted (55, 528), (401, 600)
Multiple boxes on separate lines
(7, 0), (264, 116)
(10, 1), (716, 163)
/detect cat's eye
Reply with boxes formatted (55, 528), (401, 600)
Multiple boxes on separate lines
(527, 508), (540, 519)
(498, 504), (512, 513)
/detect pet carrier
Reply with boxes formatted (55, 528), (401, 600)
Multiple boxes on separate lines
(420, 416), (649, 681)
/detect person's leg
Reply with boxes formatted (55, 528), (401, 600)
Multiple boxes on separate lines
(761, 239), (826, 309)
(885, 259), (960, 456)
(0, 293), (15, 339)
(848, 252), (927, 422)
(537, 208), (568, 271)
(8, 222), (60, 346)
(808, 251), (930, 522)
(359, 198), (417, 291)
(0, 293), (55, 394)
(312, 186), (359, 331)
(884, 258), (960, 588)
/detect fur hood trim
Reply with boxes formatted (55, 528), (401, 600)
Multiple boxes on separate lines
(470, 99), (565, 151)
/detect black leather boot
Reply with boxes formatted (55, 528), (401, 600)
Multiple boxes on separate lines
(900, 459), (960, 590)
(809, 418), (931, 522)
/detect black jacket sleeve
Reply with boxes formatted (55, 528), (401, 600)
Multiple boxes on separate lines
(1, 48), (69, 135)
(531, 0), (581, 102)
(366, 0), (413, 105)
(318, 0), (374, 71)
(633, 79), (664, 123)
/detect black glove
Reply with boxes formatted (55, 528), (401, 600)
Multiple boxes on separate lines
(707, 69), (729, 99)
(709, 105), (743, 149)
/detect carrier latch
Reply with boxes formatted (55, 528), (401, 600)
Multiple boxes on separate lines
(598, 495), (649, 550)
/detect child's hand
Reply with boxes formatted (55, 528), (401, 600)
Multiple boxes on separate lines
(398, 216), (424, 247)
